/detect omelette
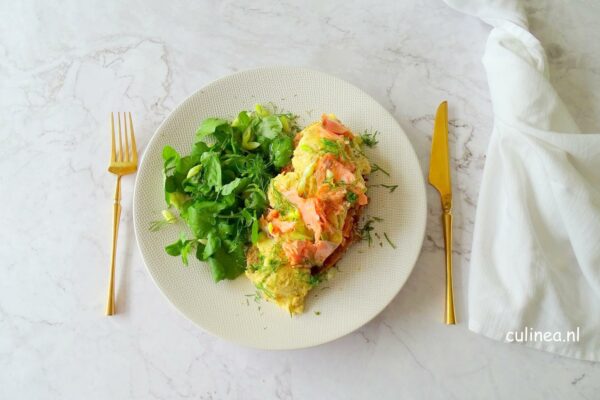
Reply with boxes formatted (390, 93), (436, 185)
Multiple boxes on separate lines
(246, 114), (371, 314)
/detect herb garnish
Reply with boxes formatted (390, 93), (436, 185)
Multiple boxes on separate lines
(309, 273), (324, 287)
(359, 216), (382, 246)
(346, 191), (358, 203)
(360, 129), (379, 148)
(359, 216), (396, 249)
(369, 183), (398, 193)
(384, 232), (397, 249)
(371, 163), (390, 177)
(157, 104), (298, 282)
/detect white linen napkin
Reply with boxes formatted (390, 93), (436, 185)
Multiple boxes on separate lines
(444, 0), (600, 361)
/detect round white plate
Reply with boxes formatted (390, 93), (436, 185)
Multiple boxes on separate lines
(133, 67), (426, 349)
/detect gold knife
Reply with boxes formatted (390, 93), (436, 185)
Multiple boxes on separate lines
(428, 101), (456, 325)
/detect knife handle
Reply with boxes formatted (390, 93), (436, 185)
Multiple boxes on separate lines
(443, 210), (456, 324)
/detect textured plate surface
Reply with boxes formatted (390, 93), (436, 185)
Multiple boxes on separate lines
(133, 67), (426, 349)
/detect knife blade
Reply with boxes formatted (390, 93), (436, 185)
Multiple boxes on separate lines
(429, 101), (452, 208)
(428, 101), (456, 325)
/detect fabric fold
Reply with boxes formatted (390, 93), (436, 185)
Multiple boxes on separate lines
(445, 0), (600, 361)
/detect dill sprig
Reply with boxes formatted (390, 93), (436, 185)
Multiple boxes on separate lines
(369, 183), (398, 193)
(360, 129), (380, 148)
(384, 232), (397, 249)
(371, 163), (390, 177)
(359, 216), (383, 246)
(359, 216), (396, 250)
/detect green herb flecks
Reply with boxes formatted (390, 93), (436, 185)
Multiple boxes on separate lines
(360, 129), (379, 148)
(359, 216), (383, 247)
(346, 191), (358, 204)
(384, 232), (397, 249)
(358, 216), (397, 250)
(309, 273), (324, 287)
(371, 163), (390, 177)
(245, 291), (262, 303)
(320, 138), (341, 156)
(369, 183), (398, 193)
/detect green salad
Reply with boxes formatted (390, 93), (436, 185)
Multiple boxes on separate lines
(158, 105), (299, 282)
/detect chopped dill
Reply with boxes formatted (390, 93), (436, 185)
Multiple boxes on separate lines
(245, 291), (263, 302)
(359, 218), (376, 246)
(360, 130), (380, 148)
(268, 257), (282, 272)
(346, 191), (358, 203)
(359, 216), (384, 247)
(369, 183), (398, 193)
(384, 232), (397, 249)
(375, 232), (383, 246)
(309, 274), (323, 286)
(371, 163), (390, 177)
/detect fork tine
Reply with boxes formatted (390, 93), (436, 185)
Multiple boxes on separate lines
(117, 112), (124, 162)
(128, 112), (138, 163)
(110, 112), (116, 162)
(123, 112), (130, 162)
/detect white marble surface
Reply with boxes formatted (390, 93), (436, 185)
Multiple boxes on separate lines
(1, 0), (599, 399)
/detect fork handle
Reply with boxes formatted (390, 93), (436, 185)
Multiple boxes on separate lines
(106, 175), (122, 316)
(442, 210), (456, 324)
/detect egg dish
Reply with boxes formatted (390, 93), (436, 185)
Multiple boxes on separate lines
(246, 114), (371, 314)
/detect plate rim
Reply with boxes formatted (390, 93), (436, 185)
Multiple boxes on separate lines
(133, 66), (427, 350)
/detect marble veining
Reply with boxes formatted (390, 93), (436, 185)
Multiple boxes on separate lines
(1, 0), (599, 399)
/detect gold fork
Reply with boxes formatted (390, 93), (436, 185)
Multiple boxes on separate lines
(106, 112), (138, 315)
